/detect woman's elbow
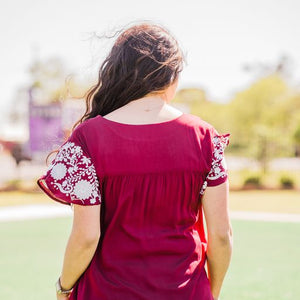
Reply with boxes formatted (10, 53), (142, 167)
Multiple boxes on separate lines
(210, 225), (233, 246)
(72, 230), (100, 248)
(83, 233), (100, 248)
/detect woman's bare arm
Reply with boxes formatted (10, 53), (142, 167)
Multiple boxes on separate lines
(59, 204), (101, 291)
(202, 180), (233, 299)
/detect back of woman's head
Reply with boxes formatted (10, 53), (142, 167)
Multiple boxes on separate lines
(76, 21), (185, 127)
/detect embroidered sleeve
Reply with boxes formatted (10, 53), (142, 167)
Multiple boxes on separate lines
(200, 128), (230, 195)
(37, 129), (102, 206)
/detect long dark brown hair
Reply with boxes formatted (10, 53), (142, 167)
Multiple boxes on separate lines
(46, 21), (185, 164)
(75, 21), (185, 127)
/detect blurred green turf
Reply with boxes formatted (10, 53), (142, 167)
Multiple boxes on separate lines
(222, 220), (300, 300)
(0, 218), (299, 300)
(0, 217), (72, 300)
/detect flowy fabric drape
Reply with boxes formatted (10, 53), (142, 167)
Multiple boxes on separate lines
(37, 112), (230, 300)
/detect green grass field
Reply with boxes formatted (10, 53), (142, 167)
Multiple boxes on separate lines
(0, 217), (299, 300)
(0, 217), (72, 300)
(222, 220), (300, 300)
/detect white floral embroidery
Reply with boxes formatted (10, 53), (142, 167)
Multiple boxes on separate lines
(207, 135), (229, 181)
(199, 134), (229, 196)
(73, 180), (94, 201)
(47, 141), (101, 205)
(50, 163), (67, 180)
(199, 180), (207, 196)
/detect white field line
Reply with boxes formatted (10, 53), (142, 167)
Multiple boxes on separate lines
(230, 211), (300, 223)
(0, 204), (72, 222)
(0, 205), (300, 223)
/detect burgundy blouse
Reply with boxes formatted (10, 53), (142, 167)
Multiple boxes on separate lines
(37, 112), (230, 300)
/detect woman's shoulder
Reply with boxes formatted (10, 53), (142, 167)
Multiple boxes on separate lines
(182, 113), (215, 131)
(70, 116), (101, 135)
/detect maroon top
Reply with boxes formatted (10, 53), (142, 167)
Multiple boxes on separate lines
(37, 112), (230, 300)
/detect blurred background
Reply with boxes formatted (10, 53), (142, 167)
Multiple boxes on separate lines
(0, 0), (299, 299)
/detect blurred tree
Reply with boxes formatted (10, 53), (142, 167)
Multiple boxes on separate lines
(293, 124), (300, 157)
(28, 56), (92, 104)
(29, 56), (69, 103)
(242, 54), (295, 79)
(227, 74), (297, 172)
(173, 71), (300, 172)
(174, 88), (231, 134)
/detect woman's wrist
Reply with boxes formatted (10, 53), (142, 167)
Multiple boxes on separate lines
(59, 276), (74, 291)
(56, 276), (73, 295)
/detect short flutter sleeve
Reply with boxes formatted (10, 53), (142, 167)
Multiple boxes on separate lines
(200, 127), (230, 195)
(37, 128), (102, 206)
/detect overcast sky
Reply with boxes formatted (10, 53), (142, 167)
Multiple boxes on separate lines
(0, 0), (299, 122)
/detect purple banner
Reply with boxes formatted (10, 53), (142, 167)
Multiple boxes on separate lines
(29, 102), (64, 153)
